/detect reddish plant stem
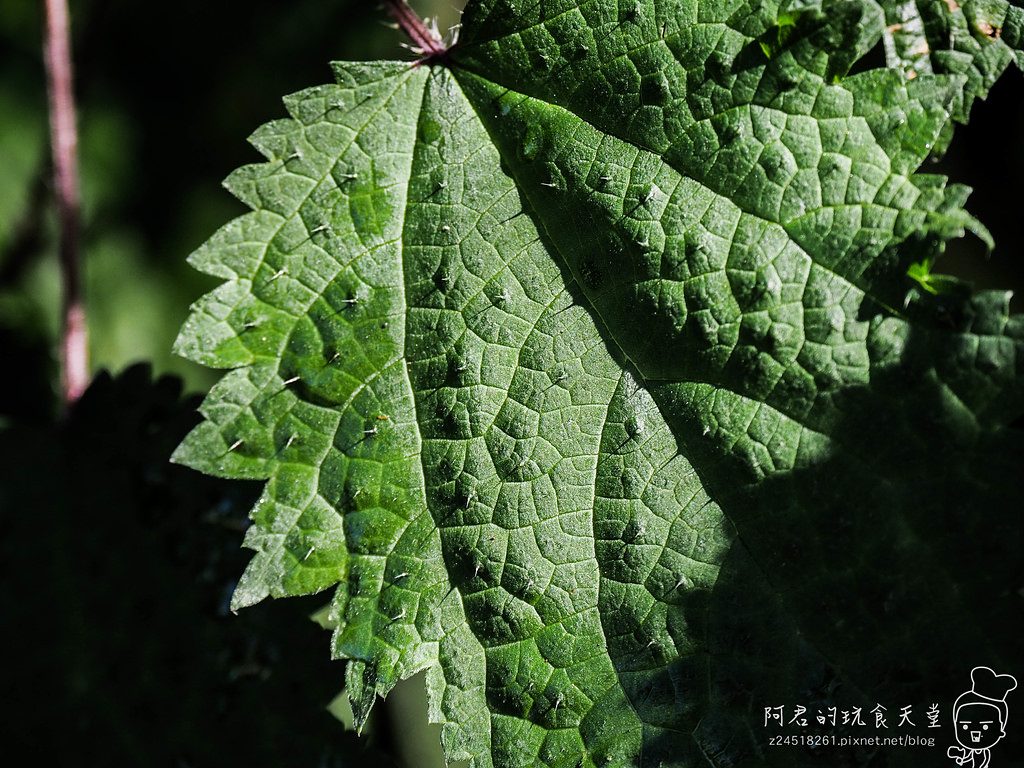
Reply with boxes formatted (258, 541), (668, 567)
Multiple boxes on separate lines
(44, 0), (88, 406)
(381, 0), (447, 58)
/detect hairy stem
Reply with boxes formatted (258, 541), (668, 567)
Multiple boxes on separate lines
(44, 0), (88, 405)
(381, 0), (447, 57)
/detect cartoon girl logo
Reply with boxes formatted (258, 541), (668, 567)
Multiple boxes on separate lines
(947, 666), (1017, 768)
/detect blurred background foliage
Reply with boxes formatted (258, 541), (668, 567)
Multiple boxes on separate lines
(0, 0), (1019, 765)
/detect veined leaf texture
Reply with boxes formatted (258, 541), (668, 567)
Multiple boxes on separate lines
(174, 1), (1024, 765)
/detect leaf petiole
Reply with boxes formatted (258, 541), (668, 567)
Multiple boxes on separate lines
(381, 0), (448, 62)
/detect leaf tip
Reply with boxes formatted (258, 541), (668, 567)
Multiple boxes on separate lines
(230, 563), (271, 612)
(345, 660), (378, 733)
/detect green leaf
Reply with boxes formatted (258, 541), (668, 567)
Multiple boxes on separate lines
(782, 0), (1024, 155)
(829, 0), (1024, 152)
(174, 1), (1024, 766)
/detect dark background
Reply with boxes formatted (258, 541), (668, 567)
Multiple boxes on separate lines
(0, 1), (1019, 766)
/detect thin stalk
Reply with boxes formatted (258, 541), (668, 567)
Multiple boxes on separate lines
(381, 0), (448, 59)
(44, 0), (88, 406)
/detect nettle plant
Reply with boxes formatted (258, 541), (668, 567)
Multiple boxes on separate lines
(174, 0), (1023, 766)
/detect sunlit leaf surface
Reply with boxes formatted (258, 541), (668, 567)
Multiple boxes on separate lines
(174, 1), (1024, 765)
